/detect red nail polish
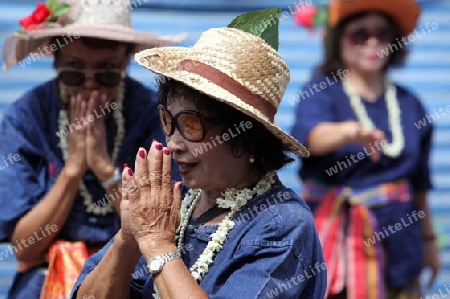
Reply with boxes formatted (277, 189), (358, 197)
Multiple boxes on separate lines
(164, 149), (170, 155)
(127, 168), (133, 176)
(139, 149), (145, 159)
(155, 143), (163, 151)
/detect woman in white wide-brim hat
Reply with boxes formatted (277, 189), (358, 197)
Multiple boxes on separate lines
(71, 13), (327, 299)
(0, 0), (186, 298)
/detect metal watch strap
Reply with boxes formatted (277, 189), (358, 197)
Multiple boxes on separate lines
(101, 167), (121, 188)
(147, 252), (181, 275)
(160, 252), (181, 263)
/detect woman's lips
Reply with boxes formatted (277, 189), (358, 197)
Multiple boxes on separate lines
(177, 162), (197, 176)
(366, 54), (380, 61)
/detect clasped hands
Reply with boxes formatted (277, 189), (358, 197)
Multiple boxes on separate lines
(120, 141), (182, 254)
(65, 91), (115, 181)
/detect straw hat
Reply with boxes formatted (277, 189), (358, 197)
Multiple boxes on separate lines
(328, 0), (421, 36)
(135, 27), (310, 157)
(2, 0), (188, 70)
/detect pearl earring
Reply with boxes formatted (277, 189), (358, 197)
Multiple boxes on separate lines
(249, 155), (255, 163)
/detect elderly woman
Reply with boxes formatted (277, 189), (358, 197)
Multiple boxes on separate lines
(70, 17), (327, 299)
(291, 0), (440, 298)
(0, 0), (185, 298)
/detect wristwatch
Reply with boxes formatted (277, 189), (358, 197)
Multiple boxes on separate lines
(147, 252), (181, 275)
(101, 167), (121, 188)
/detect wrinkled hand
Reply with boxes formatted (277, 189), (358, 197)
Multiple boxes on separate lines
(119, 169), (139, 248)
(342, 120), (386, 162)
(423, 239), (441, 289)
(125, 141), (182, 248)
(85, 91), (114, 180)
(65, 94), (88, 176)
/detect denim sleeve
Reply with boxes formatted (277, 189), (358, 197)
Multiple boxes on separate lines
(409, 97), (433, 192)
(0, 108), (47, 242)
(70, 237), (147, 299)
(290, 76), (337, 146)
(206, 193), (327, 299)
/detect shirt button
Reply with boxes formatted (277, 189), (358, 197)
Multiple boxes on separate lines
(88, 217), (98, 224)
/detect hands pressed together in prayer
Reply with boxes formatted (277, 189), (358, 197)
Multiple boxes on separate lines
(65, 91), (115, 181)
(120, 141), (182, 255)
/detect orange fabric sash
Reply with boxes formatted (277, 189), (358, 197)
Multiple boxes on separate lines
(40, 241), (90, 299)
(302, 180), (410, 299)
(17, 240), (102, 299)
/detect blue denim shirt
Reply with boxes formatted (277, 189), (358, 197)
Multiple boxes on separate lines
(71, 184), (327, 298)
(290, 75), (433, 287)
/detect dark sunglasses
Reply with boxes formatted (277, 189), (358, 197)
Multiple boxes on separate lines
(57, 68), (125, 87)
(345, 27), (394, 45)
(158, 104), (217, 142)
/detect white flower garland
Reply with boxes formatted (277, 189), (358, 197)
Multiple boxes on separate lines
(342, 77), (404, 158)
(57, 81), (125, 215)
(153, 171), (277, 298)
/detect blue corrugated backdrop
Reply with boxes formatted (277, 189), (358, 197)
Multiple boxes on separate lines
(0, 0), (449, 297)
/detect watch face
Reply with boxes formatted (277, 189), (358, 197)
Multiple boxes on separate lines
(149, 258), (163, 272)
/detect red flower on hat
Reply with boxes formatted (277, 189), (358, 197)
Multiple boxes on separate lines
(19, 3), (52, 30)
(295, 5), (329, 32)
(16, 0), (70, 35)
(295, 6), (318, 29)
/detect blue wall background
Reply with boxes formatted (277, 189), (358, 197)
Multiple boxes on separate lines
(0, 0), (449, 297)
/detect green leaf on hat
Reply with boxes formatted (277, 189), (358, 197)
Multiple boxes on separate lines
(227, 8), (281, 51)
(53, 3), (70, 17)
(14, 28), (27, 37)
(46, 0), (58, 12)
(313, 6), (328, 27)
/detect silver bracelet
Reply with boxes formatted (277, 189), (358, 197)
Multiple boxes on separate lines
(101, 167), (121, 188)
